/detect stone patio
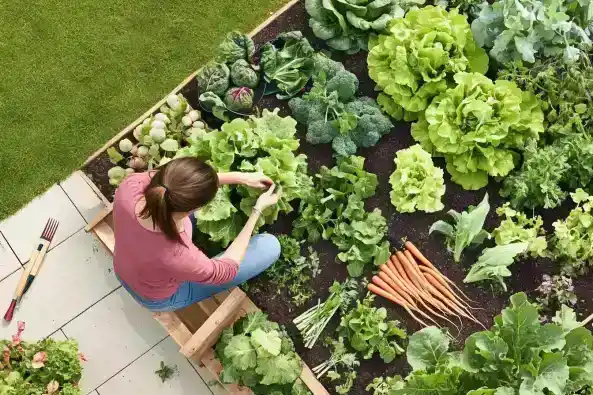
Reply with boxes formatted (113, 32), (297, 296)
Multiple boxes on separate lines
(0, 171), (221, 395)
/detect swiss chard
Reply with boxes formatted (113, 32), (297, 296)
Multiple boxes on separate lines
(464, 242), (529, 290)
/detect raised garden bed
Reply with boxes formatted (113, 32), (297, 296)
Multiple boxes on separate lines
(82, 0), (593, 393)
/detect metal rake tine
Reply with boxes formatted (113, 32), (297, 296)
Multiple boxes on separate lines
(42, 218), (59, 241)
(40, 219), (52, 239)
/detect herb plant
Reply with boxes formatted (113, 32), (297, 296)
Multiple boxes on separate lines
(338, 294), (406, 363)
(0, 322), (83, 395)
(389, 293), (593, 394)
(215, 312), (305, 394)
(289, 55), (392, 157)
(492, 203), (548, 258)
(471, 0), (593, 65)
(429, 194), (490, 263)
(389, 144), (445, 213)
(366, 375), (404, 394)
(537, 274), (578, 311)
(312, 337), (360, 395)
(293, 279), (359, 348)
(305, 0), (404, 54)
(411, 72), (544, 190)
(265, 235), (320, 306)
(367, 6), (488, 121)
(552, 189), (593, 275)
(261, 31), (316, 99)
(177, 109), (313, 247)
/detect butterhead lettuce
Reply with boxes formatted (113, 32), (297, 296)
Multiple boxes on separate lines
(367, 6), (488, 121)
(411, 72), (544, 190)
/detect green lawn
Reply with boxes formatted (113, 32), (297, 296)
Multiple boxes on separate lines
(0, 0), (288, 220)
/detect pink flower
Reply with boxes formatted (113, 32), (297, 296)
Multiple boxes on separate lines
(11, 321), (26, 347)
(78, 352), (88, 362)
(17, 321), (25, 333)
(32, 351), (47, 369)
(45, 380), (59, 395)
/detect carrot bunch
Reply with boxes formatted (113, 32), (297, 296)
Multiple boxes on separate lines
(368, 241), (484, 333)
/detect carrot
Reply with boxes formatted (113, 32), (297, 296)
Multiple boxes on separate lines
(405, 241), (477, 304)
(378, 269), (416, 307)
(372, 276), (440, 328)
(397, 251), (463, 319)
(403, 251), (482, 324)
(380, 264), (460, 334)
(367, 283), (429, 328)
(387, 257), (419, 298)
(422, 269), (473, 311)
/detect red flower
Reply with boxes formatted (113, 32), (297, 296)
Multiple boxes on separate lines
(32, 351), (47, 368)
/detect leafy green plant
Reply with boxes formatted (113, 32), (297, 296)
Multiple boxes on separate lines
(464, 242), (529, 290)
(0, 322), (83, 395)
(177, 108), (313, 247)
(552, 189), (593, 275)
(500, 136), (593, 210)
(537, 274), (578, 312)
(429, 194), (490, 263)
(388, 293), (593, 394)
(261, 31), (316, 99)
(389, 144), (445, 213)
(471, 0), (593, 65)
(492, 203), (548, 258)
(365, 375), (403, 394)
(155, 361), (177, 383)
(412, 72), (544, 190)
(289, 55), (392, 157)
(367, 5), (488, 121)
(338, 294), (406, 362)
(312, 337), (359, 395)
(304, 0), (406, 54)
(264, 235), (320, 306)
(293, 156), (389, 276)
(197, 31), (260, 120)
(293, 279), (359, 348)
(215, 312), (305, 394)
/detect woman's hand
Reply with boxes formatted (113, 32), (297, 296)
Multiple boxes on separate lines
(241, 172), (274, 189)
(254, 184), (281, 212)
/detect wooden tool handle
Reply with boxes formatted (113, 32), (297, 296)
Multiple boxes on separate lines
(28, 241), (50, 277)
(12, 245), (41, 299)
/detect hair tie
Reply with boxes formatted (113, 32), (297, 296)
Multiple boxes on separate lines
(160, 184), (168, 195)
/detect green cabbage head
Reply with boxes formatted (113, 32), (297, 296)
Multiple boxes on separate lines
(411, 72), (544, 190)
(367, 6), (489, 121)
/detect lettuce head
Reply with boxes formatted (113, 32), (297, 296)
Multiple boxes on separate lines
(367, 6), (488, 121)
(411, 72), (544, 190)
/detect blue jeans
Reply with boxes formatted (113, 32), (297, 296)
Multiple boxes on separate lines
(120, 233), (280, 312)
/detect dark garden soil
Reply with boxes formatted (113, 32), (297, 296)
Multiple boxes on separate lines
(83, 1), (593, 393)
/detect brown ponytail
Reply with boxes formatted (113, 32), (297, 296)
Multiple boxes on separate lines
(140, 157), (218, 242)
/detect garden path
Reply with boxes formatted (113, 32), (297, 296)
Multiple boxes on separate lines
(0, 171), (220, 395)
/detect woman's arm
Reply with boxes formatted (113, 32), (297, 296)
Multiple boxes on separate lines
(218, 172), (273, 188)
(217, 172), (245, 186)
(219, 185), (280, 263)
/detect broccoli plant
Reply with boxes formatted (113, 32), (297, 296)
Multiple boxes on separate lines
(289, 54), (392, 157)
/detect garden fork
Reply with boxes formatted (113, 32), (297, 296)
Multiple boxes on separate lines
(4, 218), (59, 322)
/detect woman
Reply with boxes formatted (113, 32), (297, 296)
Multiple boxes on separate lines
(113, 157), (281, 312)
